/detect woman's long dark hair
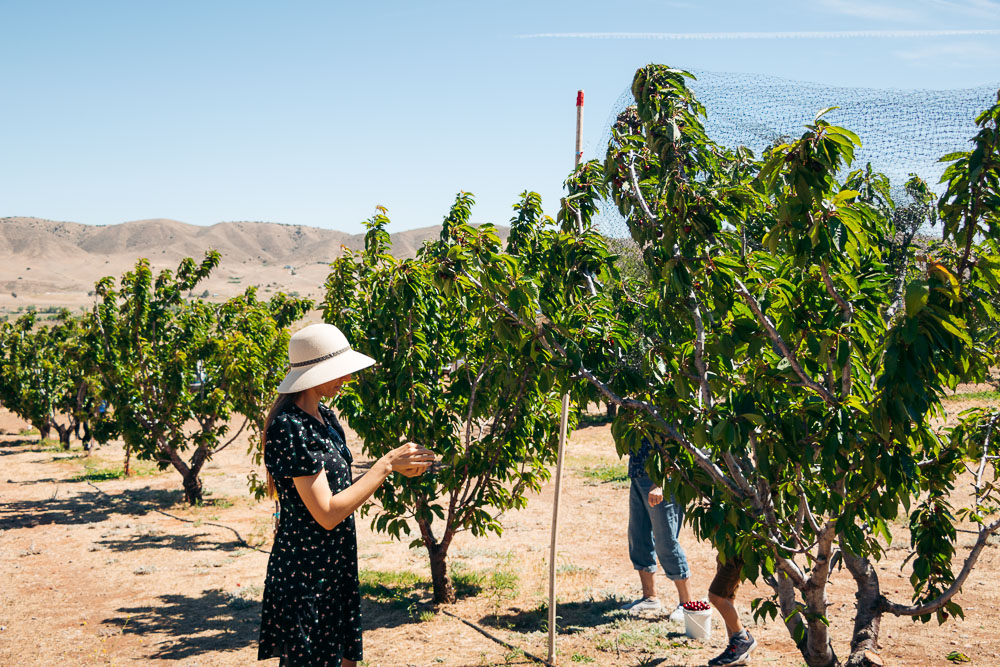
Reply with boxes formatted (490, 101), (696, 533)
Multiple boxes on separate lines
(261, 391), (301, 498)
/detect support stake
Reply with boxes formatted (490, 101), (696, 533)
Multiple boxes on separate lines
(547, 89), (584, 667)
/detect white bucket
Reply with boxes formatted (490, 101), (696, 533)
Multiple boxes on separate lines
(684, 608), (713, 640)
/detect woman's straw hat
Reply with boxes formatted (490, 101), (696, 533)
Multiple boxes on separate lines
(277, 323), (375, 394)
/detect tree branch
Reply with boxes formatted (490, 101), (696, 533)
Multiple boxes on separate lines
(973, 412), (999, 516)
(212, 416), (249, 455)
(881, 515), (1000, 617)
(457, 270), (743, 498)
(627, 154), (660, 225)
(733, 276), (839, 408)
(819, 264), (854, 398)
(689, 288), (713, 410)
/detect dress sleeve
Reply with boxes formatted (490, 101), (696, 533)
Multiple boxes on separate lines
(264, 412), (324, 478)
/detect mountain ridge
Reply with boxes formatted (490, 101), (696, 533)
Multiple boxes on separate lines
(0, 217), (509, 312)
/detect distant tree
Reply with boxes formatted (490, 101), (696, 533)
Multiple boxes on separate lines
(0, 311), (100, 448)
(88, 252), (311, 503)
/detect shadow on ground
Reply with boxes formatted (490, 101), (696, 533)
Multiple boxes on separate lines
(98, 530), (243, 553)
(358, 570), (484, 631)
(482, 597), (632, 633)
(104, 588), (259, 660)
(0, 487), (184, 529)
(0, 439), (47, 455)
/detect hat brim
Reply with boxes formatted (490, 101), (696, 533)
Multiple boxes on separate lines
(276, 349), (376, 394)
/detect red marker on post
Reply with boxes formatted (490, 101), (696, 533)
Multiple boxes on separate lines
(575, 90), (584, 167)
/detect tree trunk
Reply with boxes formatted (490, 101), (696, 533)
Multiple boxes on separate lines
(79, 421), (93, 453)
(800, 548), (838, 667)
(38, 423), (51, 441)
(843, 550), (885, 667)
(164, 442), (210, 505)
(418, 518), (455, 604)
(51, 420), (73, 450)
(801, 583), (838, 667)
(182, 470), (204, 505)
(428, 542), (455, 604)
(773, 571), (806, 650)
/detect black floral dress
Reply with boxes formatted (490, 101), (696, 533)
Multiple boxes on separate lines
(258, 402), (363, 666)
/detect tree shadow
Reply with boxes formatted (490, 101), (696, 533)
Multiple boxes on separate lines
(98, 530), (243, 553)
(0, 439), (45, 455)
(103, 588), (259, 660)
(358, 571), (483, 631)
(0, 487), (184, 529)
(12, 477), (65, 485)
(481, 598), (677, 635)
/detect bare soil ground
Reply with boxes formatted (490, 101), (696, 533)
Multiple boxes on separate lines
(1, 395), (999, 667)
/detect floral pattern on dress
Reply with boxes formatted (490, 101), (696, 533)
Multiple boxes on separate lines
(258, 401), (362, 667)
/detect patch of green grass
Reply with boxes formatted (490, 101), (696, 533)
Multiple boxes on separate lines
(945, 390), (1000, 401)
(198, 496), (235, 509)
(451, 565), (486, 598)
(359, 569), (428, 610)
(488, 568), (520, 599)
(571, 655), (596, 663)
(579, 463), (629, 487)
(71, 467), (127, 482)
(18, 427), (40, 436)
(557, 562), (592, 575)
(70, 460), (156, 482)
(576, 411), (613, 428)
(595, 619), (684, 653)
(40, 438), (67, 452)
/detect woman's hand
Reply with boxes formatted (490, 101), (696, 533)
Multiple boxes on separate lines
(293, 444), (435, 532)
(648, 486), (664, 507)
(381, 441), (436, 478)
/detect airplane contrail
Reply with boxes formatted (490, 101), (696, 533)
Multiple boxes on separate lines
(516, 29), (1000, 40)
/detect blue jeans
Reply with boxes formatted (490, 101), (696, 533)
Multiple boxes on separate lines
(628, 472), (690, 580)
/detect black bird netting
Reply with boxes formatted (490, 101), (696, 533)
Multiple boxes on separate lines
(593, 69), (999, 242)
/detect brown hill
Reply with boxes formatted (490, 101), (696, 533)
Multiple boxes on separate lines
(0, 217), (508, 314)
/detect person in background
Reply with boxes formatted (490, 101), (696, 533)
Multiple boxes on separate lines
(621, 437), (692, 621)
(707, 554), (757, 666)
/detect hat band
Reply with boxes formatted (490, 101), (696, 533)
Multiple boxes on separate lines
(288, 346), (351, 368)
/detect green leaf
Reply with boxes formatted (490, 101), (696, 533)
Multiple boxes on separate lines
(905, 281), (930, 317)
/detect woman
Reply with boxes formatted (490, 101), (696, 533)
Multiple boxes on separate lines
(258, 323), (436, 666)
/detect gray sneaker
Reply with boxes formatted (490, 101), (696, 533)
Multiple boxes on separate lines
(667, 604), (685, 623)
(708, 630), (757, 666)
(622, 597), (662, 615)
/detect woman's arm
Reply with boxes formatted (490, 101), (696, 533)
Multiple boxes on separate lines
(293, 442), (435, 530)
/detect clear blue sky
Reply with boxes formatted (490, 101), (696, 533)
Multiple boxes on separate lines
(2, 0), (998, 233)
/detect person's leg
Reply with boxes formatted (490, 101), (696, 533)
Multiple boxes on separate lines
(638, 569), (656, 598)
(673, 577), (691, 604)
(647, 489), (691, 606)
(708, 591), (743, 636)
(707, 556), (756, 666)
(626, 476), (659, 608)
(707, 556), (744, 636)
(628, 476), (658, 585)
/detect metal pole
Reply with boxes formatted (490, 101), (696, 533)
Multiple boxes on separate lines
(547, 89), (584, 667)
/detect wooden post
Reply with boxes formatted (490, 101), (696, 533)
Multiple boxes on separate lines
(547, 89), (584, 667)
(575, 90), (584, 173)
